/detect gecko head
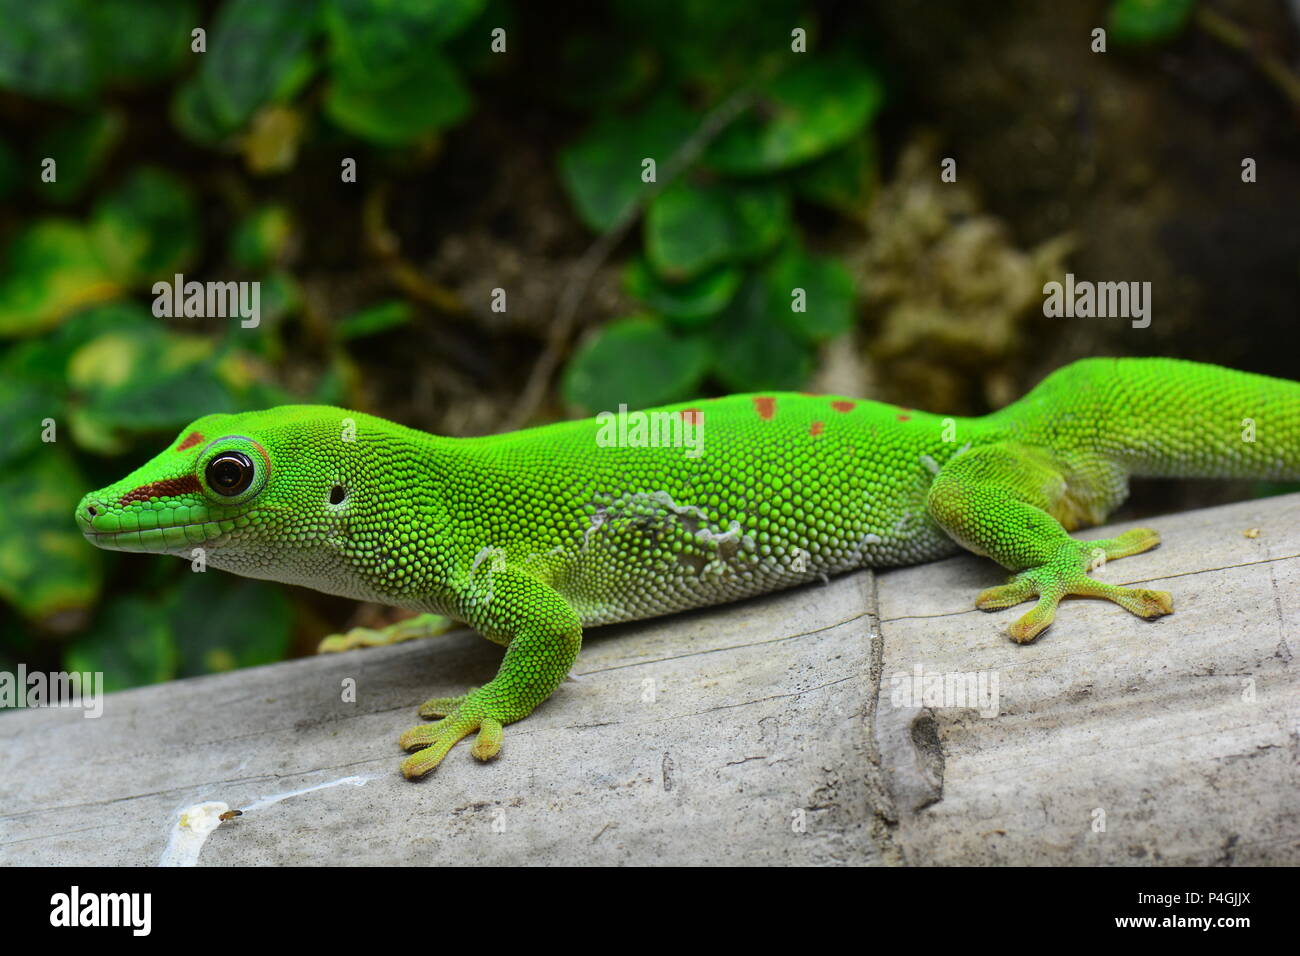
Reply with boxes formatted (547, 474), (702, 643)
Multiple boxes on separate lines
(75, 406), (377, 580)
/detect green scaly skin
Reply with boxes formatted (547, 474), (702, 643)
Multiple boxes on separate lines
(76, 357), (1300, 777)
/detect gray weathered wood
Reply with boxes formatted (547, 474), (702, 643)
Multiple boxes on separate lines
(2, 493), (1297, 865)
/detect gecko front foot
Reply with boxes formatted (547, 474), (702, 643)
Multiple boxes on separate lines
(975, 527), (1172, 643)
(399, 686), (506, 778)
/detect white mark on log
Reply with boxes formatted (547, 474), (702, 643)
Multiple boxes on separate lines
(158, 801), (229, 868)
(158, 776), (372, 867)
(239, 775), (372, 812)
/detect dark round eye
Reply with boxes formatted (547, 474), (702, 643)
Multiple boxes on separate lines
(206, 451), (254, 496)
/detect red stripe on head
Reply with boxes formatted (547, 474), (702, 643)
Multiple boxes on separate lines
(753, 396), (776, 420)
(680, 408), (704, 426)
(810, 421), (825, 437)
(120, 475), (203, 505)
(831, 400), (855, 413)
(176, 431), (205, 451)
(896, 413), (911, 422)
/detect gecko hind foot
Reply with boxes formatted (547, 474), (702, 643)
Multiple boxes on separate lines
(975, 527), (1172, 644)
(317, 613), (454, 653)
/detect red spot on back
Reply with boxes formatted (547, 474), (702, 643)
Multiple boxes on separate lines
(896, 413), (911, 422)
(810, 421), (825, 437)
(679, 408), (704, 426)
(176, 431), (205, 451)
(831, 400), (855, 413)
(753, 396), (776, 420)
(120, 475), (202, 505)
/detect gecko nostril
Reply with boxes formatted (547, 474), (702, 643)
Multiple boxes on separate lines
(87, 505), (98, 516)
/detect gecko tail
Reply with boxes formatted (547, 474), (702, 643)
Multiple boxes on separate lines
(994, 357), (1300, 482)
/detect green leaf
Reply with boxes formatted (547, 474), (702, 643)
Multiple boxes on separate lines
(0, 375), (61, 469)
(0, 0), (96, 102)
(325, 0), (485, 87)
(0, 304), (155, 463)
(645, 180), (790, 281)
(325, 51), (470, 145)
(623, 257), (741, 328)
(0, 220), (121, 338)
(706, 57), (884, 174)
(37, 110), (125, 205)
(792, 134), (877, 217)
(91, 167), (200, 283)
(710, 272), (814, 392)
(1108, 0), (1197, 46)
(64, 596), (176, 692)
(65, 325), (232, 453)
(562, 316), (711, 413)
(337, 299), (414, 340)
(230, 205), (294, 270)
(0, 447), (104, 623)
(558, 95), (698, 233)
(172, 573), (292, 676)
(765, 243), (856, 343)
(1, 301), (153, 387)
(199, 0), (320, 131)
(171, 78), (233, 146)
(611, 0), (800, 90)
(90, 0), (198, 84)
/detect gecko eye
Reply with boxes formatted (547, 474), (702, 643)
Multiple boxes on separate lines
(206, 451), (255, 496)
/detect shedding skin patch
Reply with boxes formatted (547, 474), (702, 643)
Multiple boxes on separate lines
(809, 421), (825, 437)
(831, 400), (855, 413)
(752, 396), (776, 420)
(120, 474), (202, 505)
(176, 431), (205, 451)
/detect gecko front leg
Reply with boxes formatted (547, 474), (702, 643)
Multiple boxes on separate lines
(398, 569), (583, 778)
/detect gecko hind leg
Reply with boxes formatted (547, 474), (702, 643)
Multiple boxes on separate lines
(928, 443), (1173, 644)
(317, 612), (454, 653)
(974, 532), (1172, 643)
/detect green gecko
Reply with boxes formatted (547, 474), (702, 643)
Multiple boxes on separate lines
(76, 357), (1300, 777)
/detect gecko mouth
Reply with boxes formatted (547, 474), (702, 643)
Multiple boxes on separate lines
(79, 513), (251, 554)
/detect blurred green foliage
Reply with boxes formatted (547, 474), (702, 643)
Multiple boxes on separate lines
(1, 0), (1196, 694)
(558, 42), (879, 412)
(1108, 0), (1197, 46)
